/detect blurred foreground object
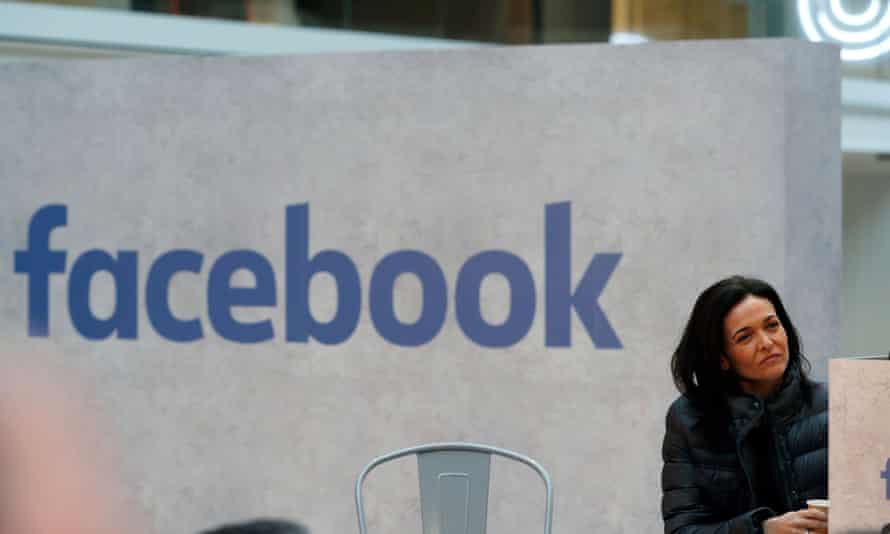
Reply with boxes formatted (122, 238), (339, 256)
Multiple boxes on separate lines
(198, 518), (309, 534)
(0, 353), (143, 534)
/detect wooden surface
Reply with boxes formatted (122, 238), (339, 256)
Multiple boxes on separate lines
(612, 0), (747, 40)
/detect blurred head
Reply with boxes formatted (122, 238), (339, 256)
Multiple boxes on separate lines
(671, 275), (809, 402)
(199, 519), (308, 534)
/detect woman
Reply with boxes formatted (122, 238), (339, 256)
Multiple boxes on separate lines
(661, 276), (828, 534)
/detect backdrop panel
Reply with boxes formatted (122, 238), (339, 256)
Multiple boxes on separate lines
(0, 39), (840, 534)
(829, 359), (890, 533)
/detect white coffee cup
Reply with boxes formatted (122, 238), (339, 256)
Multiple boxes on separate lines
(806, 498), (829, 520)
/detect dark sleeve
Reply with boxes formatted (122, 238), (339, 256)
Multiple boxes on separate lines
(661, 402), (775, 534)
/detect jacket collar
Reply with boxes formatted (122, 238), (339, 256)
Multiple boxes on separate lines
(727, 368), (804, 432)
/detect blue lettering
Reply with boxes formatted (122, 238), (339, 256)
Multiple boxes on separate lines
(68, 249), (139, 340)
(456, 251), (535, 347)
(16, 202), (623, 348)
(369, 250), (447, 346)
(545, 202), (622, 349)
(146, 250), (204, 342)
(13, 204), (67, 337)
(285, 204), (361, 345)
(208, 250), (276, 343)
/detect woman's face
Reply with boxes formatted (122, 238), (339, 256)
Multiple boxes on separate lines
(720, 295), (789, 397)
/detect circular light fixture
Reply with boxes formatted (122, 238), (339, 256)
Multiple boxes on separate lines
(798, 0), (890, 61)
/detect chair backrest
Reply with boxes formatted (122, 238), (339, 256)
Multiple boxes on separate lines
(355, 442), (553, 534)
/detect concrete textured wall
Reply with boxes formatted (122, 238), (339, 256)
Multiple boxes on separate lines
(782, 39), (842, 380)
(829, 359), (890, 532)
(0, 39), (839, 534)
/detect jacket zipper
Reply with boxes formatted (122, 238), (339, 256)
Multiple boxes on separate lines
(771, 427), (795, 510)
(735, 427), (757, 507)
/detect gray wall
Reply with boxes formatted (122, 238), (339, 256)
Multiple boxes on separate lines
(842, 157), (890, 358)
(0, 40), (840, 534)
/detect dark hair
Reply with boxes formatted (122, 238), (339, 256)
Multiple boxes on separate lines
(198, 519), (308, 534)
(671, 275), (811, 415)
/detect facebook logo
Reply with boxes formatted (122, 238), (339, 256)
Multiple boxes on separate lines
(14, 203), (622, 348)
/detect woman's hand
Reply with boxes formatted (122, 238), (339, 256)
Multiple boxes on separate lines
(763, 509), (828, 534)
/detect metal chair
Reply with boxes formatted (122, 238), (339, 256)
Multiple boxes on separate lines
(355, 442), (553, 534)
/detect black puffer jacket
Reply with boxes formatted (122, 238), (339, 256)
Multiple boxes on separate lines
(661, 372), (827, 534)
